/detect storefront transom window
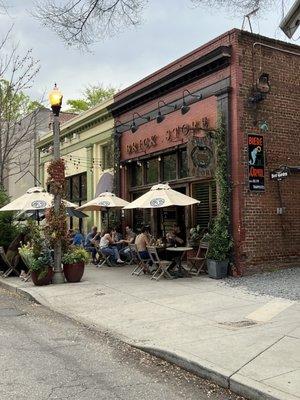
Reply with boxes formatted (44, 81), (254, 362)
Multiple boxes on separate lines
(163, 153), (177, 182)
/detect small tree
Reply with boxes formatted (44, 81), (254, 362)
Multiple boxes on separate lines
(66, 84), (117, 113)
(0, 185), (19, 250)
(0, 29), (41, 186)
(207, 117), (232, 261)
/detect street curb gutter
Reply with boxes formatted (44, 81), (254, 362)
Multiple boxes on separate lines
(0, 279), (41, 304)
(0, 279), (297, 400)
(134, 345), (229, 388)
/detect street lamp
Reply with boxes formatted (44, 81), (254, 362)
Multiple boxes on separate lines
(49, 83), (65, 284)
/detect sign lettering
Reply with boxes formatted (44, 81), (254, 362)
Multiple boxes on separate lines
(248, 134), (265, 191)
(126, 135), (158, 154)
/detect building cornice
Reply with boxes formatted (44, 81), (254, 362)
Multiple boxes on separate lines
(37, 99), (114, 148)
(110, 45), (231, 116)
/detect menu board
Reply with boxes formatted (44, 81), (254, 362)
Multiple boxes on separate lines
(248, 134), (265, 191)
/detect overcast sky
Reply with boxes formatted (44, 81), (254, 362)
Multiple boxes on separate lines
(0, 0), (296, 107)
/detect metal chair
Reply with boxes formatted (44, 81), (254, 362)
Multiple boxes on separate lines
(187, 242), (209, 276)
(147, 246), (173, 281)
(0, 246), (20, 278)
(97, 248), (113, 267)
(129, 244), (151, 276)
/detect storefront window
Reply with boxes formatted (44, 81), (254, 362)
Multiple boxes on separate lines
(192, 180), (217, 229)
(65, 172), (87, 232)
(163, 153), (177, 181)
(131, 162), (143, 187)
(65, 172), (87, 202)
(146, 158), (159, 184)
(102, 143), (113, 170)
(179, 149), (188, 178)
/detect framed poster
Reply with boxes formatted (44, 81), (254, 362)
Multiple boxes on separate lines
(248, 134), (265, 191)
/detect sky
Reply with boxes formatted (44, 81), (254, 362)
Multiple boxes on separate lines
(0, 0), (297, 107)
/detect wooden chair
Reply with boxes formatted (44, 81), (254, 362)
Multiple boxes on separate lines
(97, 248), (113, 268)
(187, 242), (209, 276)
(129, 244), (151, 276)
(147, 246), (173, 281)
(0, 246), (20, 278)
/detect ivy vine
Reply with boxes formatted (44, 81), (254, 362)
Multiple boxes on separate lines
(207, 115), (233, 262)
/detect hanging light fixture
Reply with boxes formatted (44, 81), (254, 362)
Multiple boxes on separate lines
(181, 89), (203, 115)
(130, 112), (150, 133)
(156, 100), (177, 123)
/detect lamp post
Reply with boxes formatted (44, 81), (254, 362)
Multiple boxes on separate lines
(49, 84), (65, 284)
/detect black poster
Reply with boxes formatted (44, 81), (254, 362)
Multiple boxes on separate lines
(248, 134), (265, 191)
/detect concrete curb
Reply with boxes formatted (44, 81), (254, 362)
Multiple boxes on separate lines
(0, 278), (297, 400)
(0, 278), (41, 304)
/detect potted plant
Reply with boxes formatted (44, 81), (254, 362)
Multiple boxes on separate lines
(62, 246), (89, 283)
(206, 215), (232, 279)
(206, 116), (232, 279)
(19, 244), (53, 286)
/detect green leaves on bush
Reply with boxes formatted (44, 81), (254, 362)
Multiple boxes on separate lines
(62, 246), (90, 265)
(207, 116), (232, 261)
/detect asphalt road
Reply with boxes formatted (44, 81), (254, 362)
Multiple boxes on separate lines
(0, 288), (244, 400)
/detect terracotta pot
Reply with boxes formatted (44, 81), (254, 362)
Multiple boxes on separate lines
(63, 262), (85, 283)
(31, 267), (53, 286)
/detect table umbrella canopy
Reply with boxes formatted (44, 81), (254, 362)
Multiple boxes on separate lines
(77, 192), (129, 211)
(0, 186), (78, 212)
(123, 184), (200, 209)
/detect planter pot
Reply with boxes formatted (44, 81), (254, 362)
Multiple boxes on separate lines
(207, 259), (229, 279)
(63, 262), (85, 283)
(31, 267), (53, 286)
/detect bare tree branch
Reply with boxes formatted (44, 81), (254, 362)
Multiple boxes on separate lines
(191, 0), (281, 15)
(33, 0), (147, 48)
(0, 29), (41, 185)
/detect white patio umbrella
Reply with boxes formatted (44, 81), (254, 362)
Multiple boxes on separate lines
(0, 186), (79, 212)
(76, 192), (129, 226)
(77, 192), (129, 211)
(123, 184), (199, 209)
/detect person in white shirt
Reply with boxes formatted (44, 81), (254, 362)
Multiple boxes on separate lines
(99, 228), (124, 264)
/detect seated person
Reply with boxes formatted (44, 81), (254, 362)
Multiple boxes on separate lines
(67, 229), (75, 244)
(99, 228), (124, 264)
(72, 230), (85, 247)
(135, 225), (151, 259)
(119, 225), (136, 260)
(166, 224), (184, 247)
(112, 226), (123, 251)
(84, 226), (100, 264)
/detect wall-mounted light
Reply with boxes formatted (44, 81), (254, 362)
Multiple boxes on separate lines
(158, 156), (161, 162)
(115, 120), (131, 135)
(131, 112), (150, 133)
(156, 100), (177, 123)
(181, 89), (203, 115)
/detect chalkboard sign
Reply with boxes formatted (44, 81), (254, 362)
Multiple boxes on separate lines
(248, 134), (265, 191)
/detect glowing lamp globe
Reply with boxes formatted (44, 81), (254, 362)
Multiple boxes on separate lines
(49, 84), (63, 115)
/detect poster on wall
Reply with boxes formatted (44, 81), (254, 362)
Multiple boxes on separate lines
(248, 134), (265, 191)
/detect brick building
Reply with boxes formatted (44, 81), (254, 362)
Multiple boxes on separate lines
(109, 29), (300, 275)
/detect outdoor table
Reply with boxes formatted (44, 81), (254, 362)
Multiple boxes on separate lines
(166, 246), (193, 276)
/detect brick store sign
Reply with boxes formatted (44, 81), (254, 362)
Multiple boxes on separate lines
(248, 134), (265, 191)
(126, 135), (158, 154)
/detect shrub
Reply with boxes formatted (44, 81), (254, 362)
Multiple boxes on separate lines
(0, 185), (19, 250)
(62, 246), (90, 265)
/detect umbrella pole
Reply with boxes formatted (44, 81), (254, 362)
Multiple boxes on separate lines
(162, 209), (166, 237)
(107, 209), (110, 227)
(37, 210), (40, 226)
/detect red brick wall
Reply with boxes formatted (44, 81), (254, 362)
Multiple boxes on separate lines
(116, 29), (300, 275)
(233, 32), (300, 274)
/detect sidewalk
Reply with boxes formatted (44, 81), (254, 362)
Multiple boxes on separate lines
(1, 265), (299, 400)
